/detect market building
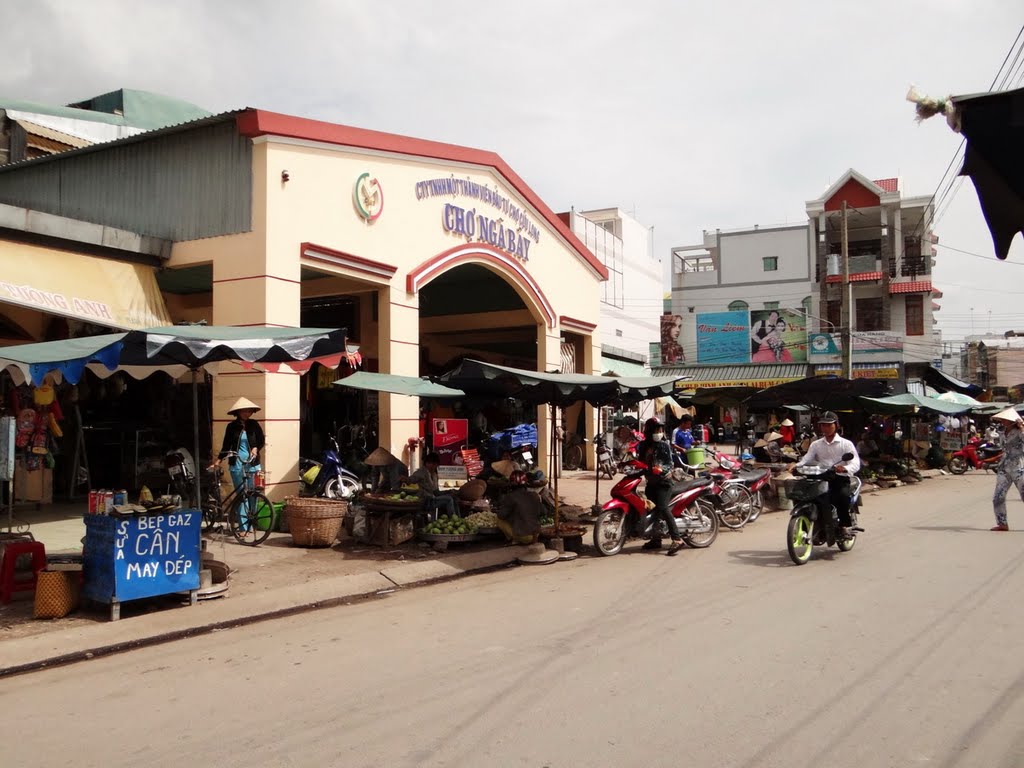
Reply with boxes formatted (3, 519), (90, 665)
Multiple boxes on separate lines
(660, 169), (943, 402)
(0, 108), (607, 502)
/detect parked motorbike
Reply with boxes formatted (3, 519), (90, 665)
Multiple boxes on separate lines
(709, 450), (772, 525)
(510, 443), (536, 471)
(592, 460), (720, 556)
(947, 436), (1003, 474)
(300, 437), (361, 498)
(595, 434), (616, 479)
(786, 454), (863, 565)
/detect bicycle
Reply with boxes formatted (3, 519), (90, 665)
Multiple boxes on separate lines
(202, 452), (275, 546)
(675, 459), (756, 530)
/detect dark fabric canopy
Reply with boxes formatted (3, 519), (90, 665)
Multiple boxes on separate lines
(745, 375), (903, 411)
(435, 359), (684, 407)
(922, 365), (982, 396)
(952, 86), (1024, 260)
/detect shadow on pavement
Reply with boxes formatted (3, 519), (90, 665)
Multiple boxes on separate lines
(910, 525), (1019, 534)
(726, 548), (842, 567)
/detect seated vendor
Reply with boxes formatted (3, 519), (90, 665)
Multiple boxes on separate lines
(496, 470), (544, 544)
(408, 452), (457, 518)
(857, 430), (881, 464)
(752, 431), (787, 463)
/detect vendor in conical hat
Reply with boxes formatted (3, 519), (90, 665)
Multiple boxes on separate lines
(365, 446), (408, 493)
(215, 397), (264, 492)
(778, 418), (796, 446)
(753, 430), (786, 464)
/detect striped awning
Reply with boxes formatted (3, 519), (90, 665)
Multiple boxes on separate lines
(656, 363), (809, 390)
(826, 271), (883, 283)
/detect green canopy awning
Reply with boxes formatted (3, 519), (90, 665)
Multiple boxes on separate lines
(334, 371), (465, 398)
(859, 393), (972, 416)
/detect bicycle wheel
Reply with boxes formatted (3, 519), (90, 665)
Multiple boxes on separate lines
(230, 491), (274, 545)
(564, 444), (584, 471)
(718, 483), (754, 529)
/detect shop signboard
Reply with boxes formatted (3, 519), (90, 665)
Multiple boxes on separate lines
(749, 309), (808, 363)
(0, 415), (14, 482)
(696, 311), (749, 364)
(808, 331), (904, 362)
(676, 378), (796, 391)
(660, 313), (685, 364)
(649, 342), (663, 369)
(432, 418), (469, 466)
(83, 511), (201, 604)
(814, 366), (900, 379)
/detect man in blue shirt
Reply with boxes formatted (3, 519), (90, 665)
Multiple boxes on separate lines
(672, 415), (695, 456)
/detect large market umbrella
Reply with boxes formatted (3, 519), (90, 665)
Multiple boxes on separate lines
(744, 375), (902, 412)
(0, 325), (348, 527)
(334, 371), (465, 398)
(437, 359), (687, 528)
(859, 393), (973, 416)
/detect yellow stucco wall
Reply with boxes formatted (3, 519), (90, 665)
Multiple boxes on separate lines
(167, 137), (603, 497)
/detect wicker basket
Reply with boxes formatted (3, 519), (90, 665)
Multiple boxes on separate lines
(34, 569), (79, 619)
(284, 497), (348, 547)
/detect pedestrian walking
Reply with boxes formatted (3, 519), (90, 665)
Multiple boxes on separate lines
(990, 408), (1024, 532)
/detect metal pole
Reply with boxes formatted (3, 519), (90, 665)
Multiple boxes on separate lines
(841, 201), (853, 379)
(193, 368), (202, 512)
(552, 405), (560, 530)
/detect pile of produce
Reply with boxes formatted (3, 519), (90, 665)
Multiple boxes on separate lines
(422, 514), (477, 536)
(465, 510), (499, 529)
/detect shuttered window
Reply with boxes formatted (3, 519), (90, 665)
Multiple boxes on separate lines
(905, 295), (924, 336)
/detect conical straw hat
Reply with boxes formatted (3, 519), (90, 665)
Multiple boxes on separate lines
(227, 397), (261, 415)
(365, 446), (400, 466)
(781, 418), (794, 427)
(992, 407), (1021, 423)
(518, 542), (558, 565)
(764, 431), (784, 442)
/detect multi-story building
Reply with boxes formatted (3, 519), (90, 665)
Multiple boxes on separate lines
(660, 169), (942, 395)
(962, 333), (1024, 400)
(559, 207), (660, 377)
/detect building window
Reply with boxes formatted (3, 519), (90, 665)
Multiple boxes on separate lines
(855, 297), (884, 332)
(764, 301), (779, 311)
(728, 300), (749, 312)
(763, 256), (778, 272)
(905, 295), (924, 336)
(615, 329), (623, 337)
(902, 237), (925, 277)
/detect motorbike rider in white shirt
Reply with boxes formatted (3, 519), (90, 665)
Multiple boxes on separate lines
(794, 411), (861, 533)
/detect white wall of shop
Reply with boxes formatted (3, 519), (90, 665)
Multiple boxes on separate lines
(573, 208), (661, 366)
(718, 226), (812, 284)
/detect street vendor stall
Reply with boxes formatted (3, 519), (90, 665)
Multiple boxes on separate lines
(0, 325), (350, 619)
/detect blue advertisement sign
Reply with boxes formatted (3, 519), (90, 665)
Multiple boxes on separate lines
(84, 511), (201, 603)
(696, 311), (750, 364)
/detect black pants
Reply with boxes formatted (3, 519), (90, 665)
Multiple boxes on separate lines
(827, 476), (852, 527)
(647, 480), (680, 540)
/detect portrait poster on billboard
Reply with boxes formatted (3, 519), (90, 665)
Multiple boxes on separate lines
(749, 308), (808, 363)
(659, 313), (684, 364)
(696, 311), (750, 364)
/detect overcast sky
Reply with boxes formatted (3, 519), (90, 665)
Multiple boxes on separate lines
(3, 0), (1022, 344)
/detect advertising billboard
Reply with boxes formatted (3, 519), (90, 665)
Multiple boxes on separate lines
(659, 313), (685, 364)
(749, 309), (808, 363)
(696, 311), (750, 364)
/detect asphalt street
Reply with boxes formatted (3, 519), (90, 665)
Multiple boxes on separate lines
(5, 472), (1024, 768)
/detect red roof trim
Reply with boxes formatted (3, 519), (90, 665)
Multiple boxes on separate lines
(559, 315), (597, 333)
(825, 271), (883, 283)
(300, 242), (398, 280)
(238, 110), (608, 281)
(872, 178), (899, 193)
(890, 280), (933, 294)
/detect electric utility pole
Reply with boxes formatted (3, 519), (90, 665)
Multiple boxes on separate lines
(841, 201), (852, 379)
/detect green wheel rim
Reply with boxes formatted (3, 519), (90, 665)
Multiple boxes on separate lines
(791, 516), (813, 562)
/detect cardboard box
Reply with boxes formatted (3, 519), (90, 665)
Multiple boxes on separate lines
(14, 460), (53, 504)
(370, 513), (415, 546)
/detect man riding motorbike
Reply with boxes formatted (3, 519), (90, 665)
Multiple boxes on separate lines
(794, 411), (861, 535)
(637, 417), (684, 556)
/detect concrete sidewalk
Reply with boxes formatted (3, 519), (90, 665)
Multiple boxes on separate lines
(0, 471), (607, 676)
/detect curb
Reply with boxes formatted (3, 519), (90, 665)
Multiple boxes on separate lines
(0, 545), (530, 679)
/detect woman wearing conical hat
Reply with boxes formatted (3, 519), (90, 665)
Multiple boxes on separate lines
(216, 397), (265, 493)
(990, 408), (1024, 532)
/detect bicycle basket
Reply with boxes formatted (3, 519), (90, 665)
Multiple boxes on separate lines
(783, 478), (828, 502)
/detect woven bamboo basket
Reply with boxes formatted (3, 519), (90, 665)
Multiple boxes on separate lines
(34, 569), (79, 619)
(284, 497), (348, 547)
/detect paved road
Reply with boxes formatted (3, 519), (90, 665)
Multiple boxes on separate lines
(7, 473), (1024, 767)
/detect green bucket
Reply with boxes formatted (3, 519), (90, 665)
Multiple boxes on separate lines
(685, 447), (706, 467)
(253, 499), (282, 532)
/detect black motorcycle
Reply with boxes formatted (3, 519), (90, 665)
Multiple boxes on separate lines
(785, 453), (864, 565)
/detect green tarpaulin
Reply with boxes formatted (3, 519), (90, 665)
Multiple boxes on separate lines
(334, 371), (465, 398)
(859, 393), (972, 416)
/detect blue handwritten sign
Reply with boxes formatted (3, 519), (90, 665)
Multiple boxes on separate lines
(696, 311), (750, 364)
(83, 511), (201, 604)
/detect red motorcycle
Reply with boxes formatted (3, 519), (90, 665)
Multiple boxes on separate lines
(592, 460), (721, 556)
(709, 451), (773, 525)
(948, 436), (1003, 474)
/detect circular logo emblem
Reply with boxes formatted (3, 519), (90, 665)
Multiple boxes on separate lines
(811, 335), (831, 352)
(354, 173), (383, 221)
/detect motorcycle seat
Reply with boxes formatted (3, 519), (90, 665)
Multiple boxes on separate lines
(669, 476), (713, 495)
(737, 469), (770, 481)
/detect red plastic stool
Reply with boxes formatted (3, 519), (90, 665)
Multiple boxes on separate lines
(0, 540), (47, 604)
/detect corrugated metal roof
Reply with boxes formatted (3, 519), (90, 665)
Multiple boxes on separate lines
(1, 89), (211, 130)
(15, 119), (92, 148)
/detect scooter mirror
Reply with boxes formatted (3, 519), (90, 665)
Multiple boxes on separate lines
(841, 452), (854, 461)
